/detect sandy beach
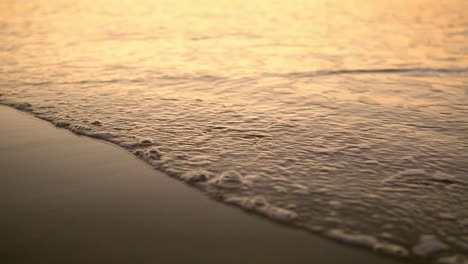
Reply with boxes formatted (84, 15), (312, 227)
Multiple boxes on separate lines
(0, 106), (408, 264)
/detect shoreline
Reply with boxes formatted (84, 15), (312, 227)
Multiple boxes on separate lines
(1, 105), (406, 264)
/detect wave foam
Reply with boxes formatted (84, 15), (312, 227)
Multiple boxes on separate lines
(209, 170), (244, 189)
(327, 229), (409, 257)
(225, 196), (297, 222)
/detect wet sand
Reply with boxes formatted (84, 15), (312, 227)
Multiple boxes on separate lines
(0, 106), (406, 264)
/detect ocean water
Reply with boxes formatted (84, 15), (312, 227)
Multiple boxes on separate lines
(1, 0), (467, 262)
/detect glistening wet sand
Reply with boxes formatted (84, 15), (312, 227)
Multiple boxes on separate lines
(0, 106), (406, 264)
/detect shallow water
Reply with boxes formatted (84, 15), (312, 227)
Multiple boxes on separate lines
(1, 0), (467, 262)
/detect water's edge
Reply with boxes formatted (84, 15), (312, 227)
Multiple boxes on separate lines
(1, 100), (440, 264)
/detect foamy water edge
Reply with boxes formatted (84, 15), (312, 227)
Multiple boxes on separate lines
(2, 99), (467, 264)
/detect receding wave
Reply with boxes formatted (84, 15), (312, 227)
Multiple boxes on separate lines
(267, 67), (468, 78)
(8, 67), (468, 88)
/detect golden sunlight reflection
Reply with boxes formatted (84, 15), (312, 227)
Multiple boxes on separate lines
(1, 0), (466, 77)
(1, 0), (468, 262)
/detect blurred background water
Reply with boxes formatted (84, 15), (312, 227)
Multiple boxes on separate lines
(1, 0), (467, 262)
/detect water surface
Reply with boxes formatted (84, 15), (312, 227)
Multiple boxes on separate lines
(1, 0), (467, 262)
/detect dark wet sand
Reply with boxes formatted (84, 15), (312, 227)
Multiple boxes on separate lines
(0, 106), (407, 264)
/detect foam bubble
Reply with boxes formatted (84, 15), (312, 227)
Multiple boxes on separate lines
(14, 102), (32, 111)
(87, 132), (115, 140)
(412, 235), (449, 257)
(180, 170), (213, 183)
(140, 139), (153, 146)
(374, 242), (409, 257)
(69, 123), (91, 134)
(147, 148), (162, 159)
(53, 120), (70, 128)
(225, 196), (297, 222)
(257, 205), (298, 222)
(327, 229), (378, 248)
(210, 170), (244, 189)
(134, 147), (162, 161)
(327, 229), (409, 257)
